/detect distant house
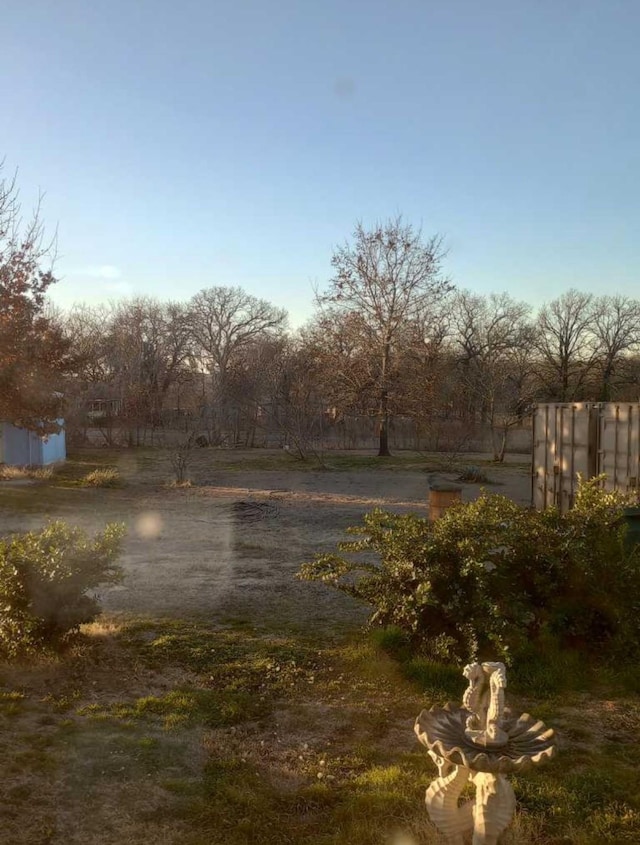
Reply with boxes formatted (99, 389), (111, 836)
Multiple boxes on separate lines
(86, 398), (121, 420)
(0, 420), (66, 466)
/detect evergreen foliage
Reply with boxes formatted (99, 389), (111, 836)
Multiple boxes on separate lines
(299, 478), (640, 663)
(0, 521), (125, 657)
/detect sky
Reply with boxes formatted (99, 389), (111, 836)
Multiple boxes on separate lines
(2, 0), (640, 327)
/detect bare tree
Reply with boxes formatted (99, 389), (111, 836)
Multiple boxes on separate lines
(452, 292), (536, 460)
(393, 298), (453, 449)
(304, 309), (379, 419)
(188, 286), (288, 441)
(64, 304), (112, 383)
(168, 432), (196, 485)
(63, 299), (194, 445)
(111, 298), (193, 432)
(61, 304), (112, 443)
(535, 290), (597, 401)
(224, 335), (286, 446)
(261, 336), (329, 463)
(591, 295), (640, 400)
(317, 217), (451, 456)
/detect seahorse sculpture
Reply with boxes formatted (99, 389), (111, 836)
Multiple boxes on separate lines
(471, 770), (516, 845)
(463, 662), (508, 747)
(424, 759), (472, 845)
(415, 660), (556, 845)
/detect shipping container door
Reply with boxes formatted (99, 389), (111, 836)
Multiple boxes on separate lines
(532, 403), (597, 512)
(597, 403), (640, 494)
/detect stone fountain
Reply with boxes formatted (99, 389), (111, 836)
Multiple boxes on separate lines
(415, 661), (556, 844)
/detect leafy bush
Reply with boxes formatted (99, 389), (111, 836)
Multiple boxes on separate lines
(298, 478), (640, 664)
(0, 521), (125, 658)
(81, 467), (121, 487)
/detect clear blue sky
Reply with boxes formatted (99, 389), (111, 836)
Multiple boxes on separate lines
(3, 1), (639, 326)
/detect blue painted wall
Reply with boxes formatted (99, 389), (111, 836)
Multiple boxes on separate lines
(0, 421), (66, 466)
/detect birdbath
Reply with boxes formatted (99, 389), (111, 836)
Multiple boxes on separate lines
(414, 662), (556, 845)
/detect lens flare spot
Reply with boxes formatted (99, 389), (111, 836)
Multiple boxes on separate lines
(134, 511), (163, 539)
(390, 835), (417, 845)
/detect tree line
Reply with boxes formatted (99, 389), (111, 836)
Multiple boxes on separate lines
(3, 165), (640, 460)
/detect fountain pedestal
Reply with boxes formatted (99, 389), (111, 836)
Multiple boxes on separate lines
(415, 662), (556, 844)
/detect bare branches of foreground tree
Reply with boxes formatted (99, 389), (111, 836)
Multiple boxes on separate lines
(0, 164), (71, 431)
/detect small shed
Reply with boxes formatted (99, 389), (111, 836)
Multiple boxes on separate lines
(0, 420), (66, 467)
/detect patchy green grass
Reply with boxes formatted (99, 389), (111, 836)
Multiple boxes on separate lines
(0, 690), (26, 716)
(511, 759), (640, 843)
(320, 453), (428, 472)
(0, 447), (629, 843)
(3, 446), (530, 492)
(48, 448), (120, 484)
(423, 456), (531, 473)
(1, 619), (639, 844)
(0, 483), (66, 513)
(210, 450), (530, 474)
(186, 449), (417, 472)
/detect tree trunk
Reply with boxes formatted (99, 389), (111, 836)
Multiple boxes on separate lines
(378, 338), (392, 457)
(600, 361), (614, 401)
(496, 426), (509, 462)
(560, 359), (569, 402)
(378, 403), (391, 457)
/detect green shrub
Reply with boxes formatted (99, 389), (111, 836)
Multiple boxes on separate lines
(298, 478), (640, 664)
(0, 521), (126, 658)
(81, 467), (121, 487)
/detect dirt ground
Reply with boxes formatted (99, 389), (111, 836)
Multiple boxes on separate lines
(3, 451), (639, 845)
(0, 450), (531, 630)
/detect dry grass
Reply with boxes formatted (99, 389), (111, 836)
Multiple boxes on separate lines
(0, 448), (636, 844)
(0, 622), (436, 845)
(0, 464), (53, 480)
(1, 619), (639, 845)
(80, 467), (121, 487)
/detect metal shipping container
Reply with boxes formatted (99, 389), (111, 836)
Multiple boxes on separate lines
(532, 403), (598, 511)
(597, 403), (640, 495)
(532, 402), (640, 511)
